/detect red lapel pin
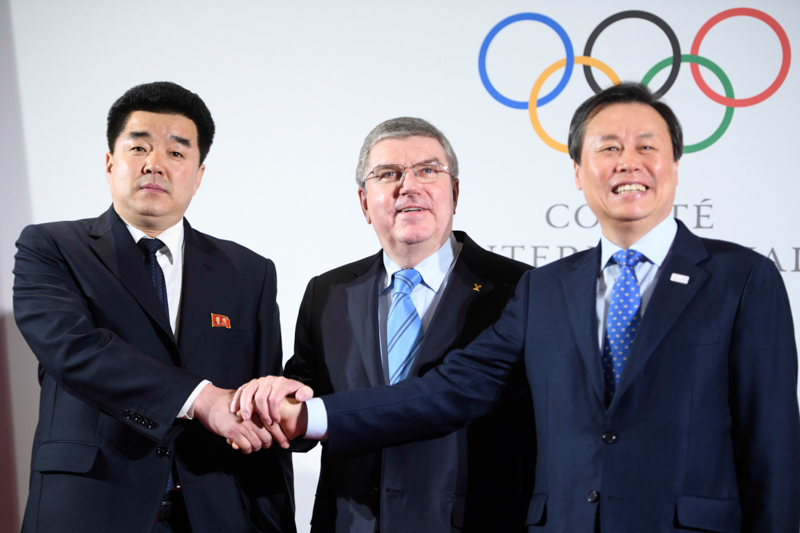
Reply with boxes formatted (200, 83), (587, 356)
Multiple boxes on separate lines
(211, 313), (231, 328)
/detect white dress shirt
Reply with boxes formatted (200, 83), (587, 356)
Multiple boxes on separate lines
(305, 234), (463, 439)
(596, 216), (678, 350)
(123, 217), (210, 419)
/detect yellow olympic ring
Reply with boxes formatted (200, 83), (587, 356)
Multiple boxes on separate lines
(528, 56), (621, 153)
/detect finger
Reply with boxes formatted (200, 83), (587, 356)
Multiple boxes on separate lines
(265, 419), (290, 449)
(226, 438), (241, 451)
(230, 383), (247, 414)
(241, 423), (264, 453)
(254, 382), (274, 425)
(238, 381), (260, 421)
(252, 423), (274, 449)
(294, 385), (315, 403)
(268, 378), (297, 424)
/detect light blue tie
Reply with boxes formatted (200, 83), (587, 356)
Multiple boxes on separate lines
(602, 249), (644, 406)
(387, 269), (424, 384)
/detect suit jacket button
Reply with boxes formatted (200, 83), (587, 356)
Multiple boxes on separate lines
(156, 447), (170, 458)
(602, 431), (617, 444)
(588, 490), (600, 503)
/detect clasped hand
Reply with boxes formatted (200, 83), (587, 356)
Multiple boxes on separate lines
(226, 376), (313, 451)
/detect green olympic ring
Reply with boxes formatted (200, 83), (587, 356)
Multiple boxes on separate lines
(642, 54), (734, 153)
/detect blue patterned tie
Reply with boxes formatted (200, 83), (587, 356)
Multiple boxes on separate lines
(137, 238), (169, 320)
(602, 249), (644, 406)
(137, 237), (174, 493)
(387, 269), (424, 384)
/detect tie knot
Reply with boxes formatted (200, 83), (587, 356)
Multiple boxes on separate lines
(612, 249), (643, 268)
(137, 238), (166, 256)
(392, 269), (422, 296)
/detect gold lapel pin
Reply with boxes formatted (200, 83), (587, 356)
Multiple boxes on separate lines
(473, 284), (482, 292)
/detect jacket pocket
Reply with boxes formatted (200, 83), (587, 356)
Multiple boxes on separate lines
(203, 328), (245, 345)
(664, 327), (721, 349)
(675, 495), (741, 532)
(526, 493), (547, 525)
(33, 441), (100, 473)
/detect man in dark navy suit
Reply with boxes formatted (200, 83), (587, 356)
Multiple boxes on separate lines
(249, 84), (800, 532)
(13, 82), (294, 533)
(235, 117), (533, 532)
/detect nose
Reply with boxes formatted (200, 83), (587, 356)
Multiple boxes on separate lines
(398, 167), (422, 193)
(144, 151), (165, 175)
(616, 148), (641, 173)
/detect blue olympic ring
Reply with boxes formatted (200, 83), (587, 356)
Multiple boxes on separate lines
(478, 13), (574, 109)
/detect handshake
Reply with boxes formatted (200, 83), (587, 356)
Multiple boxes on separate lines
(193, 377), (314, 454)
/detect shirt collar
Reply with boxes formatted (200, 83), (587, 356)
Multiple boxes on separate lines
(381, 233), (457, 294)
(121, 216), (185, 264)
(600, 216), (678, 271)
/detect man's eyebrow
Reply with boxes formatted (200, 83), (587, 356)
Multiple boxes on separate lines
(127, 131), (151, 140)
(637, 132), (656, 139)
(169, 135), (191, 147)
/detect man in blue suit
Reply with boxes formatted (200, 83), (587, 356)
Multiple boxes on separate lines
(14, 82), (294, 532)
(249, 83), (800, 532)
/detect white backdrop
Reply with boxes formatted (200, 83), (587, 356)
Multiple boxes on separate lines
(2, 1), (798, 530)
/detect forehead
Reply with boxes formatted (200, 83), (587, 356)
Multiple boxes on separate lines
(367, 135), (447, 166)
(117, 111), (198, 145)
(584, 102), (670, 139)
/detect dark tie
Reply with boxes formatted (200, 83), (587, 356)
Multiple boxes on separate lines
(602, 249), (644, 406)
(137, 238), (169, 319)
(137, 237), (174, 494)
(387, 269), (424, 384)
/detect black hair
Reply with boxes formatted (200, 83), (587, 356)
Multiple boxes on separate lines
(106, 81), (215, 163)
(568, 82), (683, 164)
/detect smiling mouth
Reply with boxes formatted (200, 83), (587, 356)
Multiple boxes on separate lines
(613, 184), (647, 194)
(398, 207), (424, 212)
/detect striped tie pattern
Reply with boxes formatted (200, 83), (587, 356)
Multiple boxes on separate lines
(387, 269), (423, 384)
(602, 249), (644, 406)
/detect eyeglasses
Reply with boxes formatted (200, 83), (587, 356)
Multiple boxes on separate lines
(366, 162), (450, 186)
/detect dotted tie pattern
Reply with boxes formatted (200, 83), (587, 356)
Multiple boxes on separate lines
(137, 238), (169, 320)
(387, 269), (424, 384)
(602, 249), (644, 406)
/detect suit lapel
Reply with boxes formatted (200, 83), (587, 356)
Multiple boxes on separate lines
(409, 235), (488, 376)
(346, 253), (385, 388)
(88, 206), (175, 344)
(563, 244), (606, 408)
(176, 221), (221, 363)
(611, 222), (710, 408)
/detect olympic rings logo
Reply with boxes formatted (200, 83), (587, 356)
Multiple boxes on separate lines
(478, 9), (791, 154)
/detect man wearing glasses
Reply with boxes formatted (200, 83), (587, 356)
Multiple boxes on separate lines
(237, 117), (533, 531)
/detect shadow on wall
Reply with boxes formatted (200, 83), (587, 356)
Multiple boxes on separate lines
(0, 315), (20, 530)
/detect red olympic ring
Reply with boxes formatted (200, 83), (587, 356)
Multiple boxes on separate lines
(690, 8), (791, 108)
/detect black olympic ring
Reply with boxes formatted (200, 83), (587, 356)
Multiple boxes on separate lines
(583, 11), (681, 97)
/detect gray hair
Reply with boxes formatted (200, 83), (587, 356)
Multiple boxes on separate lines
(355, 117), (459, 189)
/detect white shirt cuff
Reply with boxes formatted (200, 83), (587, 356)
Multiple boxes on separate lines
(178, 380), (212, 419)
(304, 397), (328, 440)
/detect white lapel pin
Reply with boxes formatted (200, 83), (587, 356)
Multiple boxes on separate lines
(670, 273), (690, 284)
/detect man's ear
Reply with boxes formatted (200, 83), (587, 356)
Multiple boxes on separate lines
(105, 152), (114, 184)
(451, 178), (460, 214)
(358, 187), (372, 224)
(574, 160), (584, 191)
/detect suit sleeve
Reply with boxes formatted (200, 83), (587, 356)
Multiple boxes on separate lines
(13, 224), (203, 443)
(283, 276), (321, 452)
(238, 259), (297, 533)
(729, 258), (800, 532)
(323, 270), (531, 454)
